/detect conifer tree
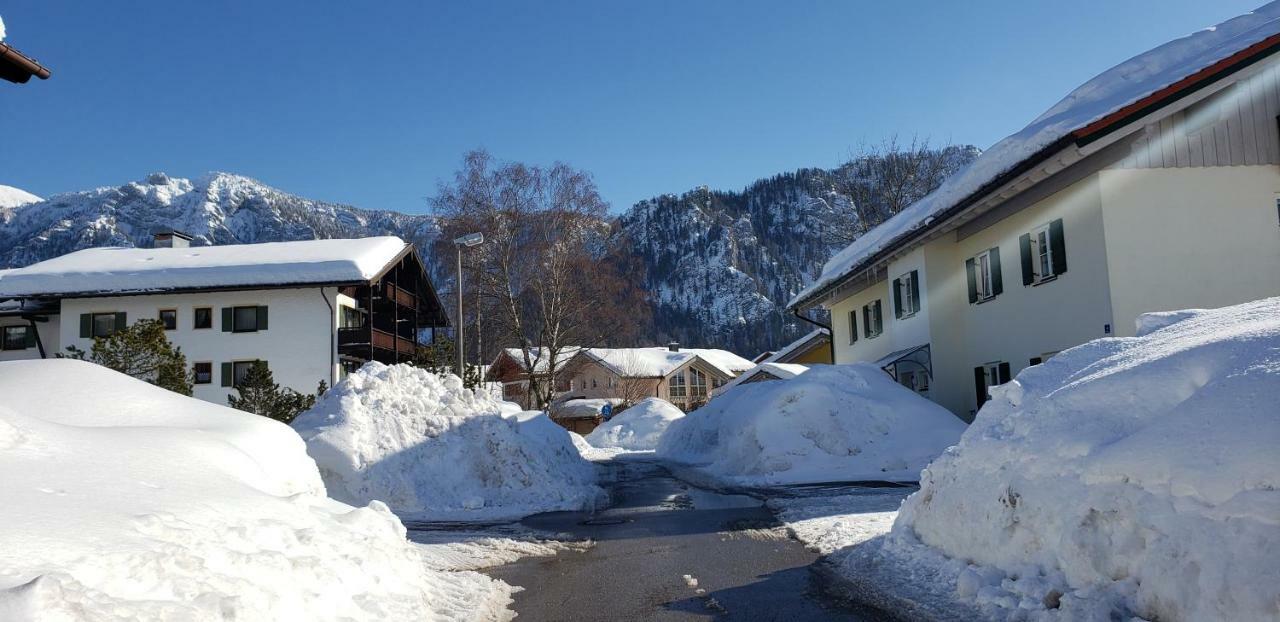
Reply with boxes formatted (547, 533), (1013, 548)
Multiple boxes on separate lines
(226, 361), (318, 423)
(60, 319), (192, 396)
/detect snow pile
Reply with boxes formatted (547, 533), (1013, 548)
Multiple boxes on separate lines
(883, 297), (1280, 621)
(293, 363), (605, 521)
(0, 236), (408, 297)
(0, 185), (40, 209)
(791, 3), (1280, 307)
(656, 364), (966, 485)
(0, 359), (513, 621)
(585, 398), (686, 451)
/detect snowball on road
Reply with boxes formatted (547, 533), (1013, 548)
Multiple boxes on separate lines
(0, 359), (515, 621)
(585, 397), (685, 451)
(657, 364), (966, 485)
(832, 298), (1280, 621)
(292, 362), (606, 521)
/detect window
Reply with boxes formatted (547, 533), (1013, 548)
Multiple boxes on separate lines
(898, 369), (929, 394)
(91, 312), (124, 338)
(862, 299), (883, 338)
(1, 326), (32, 350)
(158, 309), (177, 330)
(193, 362), (213, 384)
(973, 361), (1011, 408)
(669, 372), (687, 398)
(966, 248), (1003, 303)
(591, 378), (598, 389)
(232, 361), (259, 387)
(339, 306), (364, 329)
(847, 310), (858, 345)
(193, 307), (212, 329)
(893, 270), (920, 318)
(1020, 219), (1067, 285)
(690, 368), (707, 398)
(712, 377), (725, 389)
(223, 306), (268, 333)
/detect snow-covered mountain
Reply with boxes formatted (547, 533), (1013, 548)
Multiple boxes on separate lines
(0, 172), (439, 270)
(0, 184), (41, 209)
(614, 146), (979, 355)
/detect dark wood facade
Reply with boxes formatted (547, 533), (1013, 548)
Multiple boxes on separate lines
(336, 248), (448, 371)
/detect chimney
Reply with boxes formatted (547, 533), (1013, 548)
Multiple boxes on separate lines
(154, 230), (193, 249)
(668, 342), (680, 352)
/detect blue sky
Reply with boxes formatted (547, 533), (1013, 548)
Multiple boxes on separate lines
(0, 1), (1263, 214)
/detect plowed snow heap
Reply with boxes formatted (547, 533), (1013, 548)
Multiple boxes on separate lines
(293, 363), (604, 521)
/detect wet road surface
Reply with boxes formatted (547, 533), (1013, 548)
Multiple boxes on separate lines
(481, 457), (892, 622)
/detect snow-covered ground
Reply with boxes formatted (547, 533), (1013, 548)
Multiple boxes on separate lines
(656, 364), (966, 485)
(293, 363), (606, 521)
(0, 359), (520, 621)
(819, 298), (1280, 622)
(585, 397), (685, 451)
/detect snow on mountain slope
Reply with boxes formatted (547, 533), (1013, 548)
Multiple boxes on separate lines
(0, 172), (439, 272)
(0, 185), (40, 209)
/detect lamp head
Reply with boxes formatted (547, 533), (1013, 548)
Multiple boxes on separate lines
(453, 232), (485, 247)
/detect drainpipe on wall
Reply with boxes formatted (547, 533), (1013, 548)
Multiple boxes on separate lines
(320, 287), (336, 386)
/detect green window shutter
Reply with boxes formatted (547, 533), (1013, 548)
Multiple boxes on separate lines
(974, 366), (988, 407)
(892, 278), (903, 319)
(24, 326), (36, 348)
(998, 362), (1012, 385)
(848, 310), (857, 344)
(256, 306), (269, 331)
(909, 271), (920, 313)
(222, 307), (233, 332)
(989, 248), (1003, 296)
(1049, 219), (1067, 275)
(1019, 233), (1034, 286)
(114, 312), (127, 333)
(80, 314), (91, 338)
(965, 258), (978, 304)
(221, 362), (233, 387)
(862, 305), (870, 338)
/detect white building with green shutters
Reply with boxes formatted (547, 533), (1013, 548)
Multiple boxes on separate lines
(790, 13), (1280, 421)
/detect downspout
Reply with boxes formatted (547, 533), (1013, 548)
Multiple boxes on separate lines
(26, 316), (46, 359)
(320, 287), (336, 386)
(791, 308), (834, 364)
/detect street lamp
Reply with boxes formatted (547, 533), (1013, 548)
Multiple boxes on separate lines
(453, 232), (484, 380)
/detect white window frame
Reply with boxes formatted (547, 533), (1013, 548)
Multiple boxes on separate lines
(669, 372), (687, 398)
(974, 250), (995, 301)
(864, 299), (883, 338)
(689, 368), (707, 398)
(898, 271), (918, 318)
(848, 309), (857, 345)
(1030, 223), (1056, 283)
(983, 362), (1003, 396)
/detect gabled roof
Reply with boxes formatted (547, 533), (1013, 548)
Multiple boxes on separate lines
(762, 328), (831, 364)
(790, 3), (1280, 310)
(0, 237), (412, 298)
(578, 347), (755, 379)
(498, 347), (582, 374)
(718, 362), (810, 393)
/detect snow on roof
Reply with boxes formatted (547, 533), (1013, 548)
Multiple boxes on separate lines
(719, 362), (810, 394)
(502, 347), (583, 374)
(0, 236), (410, 297)
(762, 328), (830, 364)
(582, 347), (755, 378)
(790, 2), (1280, 308)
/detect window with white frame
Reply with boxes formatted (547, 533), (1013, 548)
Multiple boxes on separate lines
(967, 247), (1002, 303)
(862, 299), (883, 338)
(847, 309), (858, 345)
(669, 372), (687, 398)
(893, 270), (920, 318)
(1020, 219), (1067, 285)
(1, 325), (31, 350)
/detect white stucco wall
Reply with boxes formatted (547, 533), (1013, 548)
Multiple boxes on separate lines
(1100, 165), (1280, 337)
(0, 315), (60, 362)
(59, 287), (340, 404)
(828, 246), (933, 369)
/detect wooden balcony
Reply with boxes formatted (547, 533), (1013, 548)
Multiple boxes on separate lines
(370, 328), (417, 354)
(384, 283), (418, 310)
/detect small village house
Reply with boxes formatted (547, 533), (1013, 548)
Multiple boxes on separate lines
(790, 23), (1280, 421)
(559, 344), (754, 412)
(0, 20), (51, 84)
(485, 347), (580, 409)
(0, 234), (448, 404)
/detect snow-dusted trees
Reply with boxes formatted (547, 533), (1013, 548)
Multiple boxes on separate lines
(432, 150), (648, 409)
(827, 136), (976, 245)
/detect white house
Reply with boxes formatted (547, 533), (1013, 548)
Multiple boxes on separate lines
(560, 344), (755, 411)
(790, 6), (1280, 421)
(0, 233), (449, 404)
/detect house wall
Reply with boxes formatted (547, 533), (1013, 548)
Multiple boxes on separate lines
(1099, 165), (1280, 337)
(0, 315), (60, 362)
(925, 173), (1115, 420)
(660, 359), (733, 411)
(829, 246), (933, 371)
(782, 341), (832, 365)
(561, 357), (661, 403)
(59, 287), (340, 404)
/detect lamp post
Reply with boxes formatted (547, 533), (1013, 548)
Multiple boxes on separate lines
(452, 232), (484, 380)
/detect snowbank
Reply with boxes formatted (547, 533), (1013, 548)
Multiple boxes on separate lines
(292, 363), (604, 521)
(884, 297), (1280, 621)
(585, 397), (685, 451)
(656, 364), (966, 485)
(0, 359), (513, 621)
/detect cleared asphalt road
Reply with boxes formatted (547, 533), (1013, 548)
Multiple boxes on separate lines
(482, 457), (892, 622)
